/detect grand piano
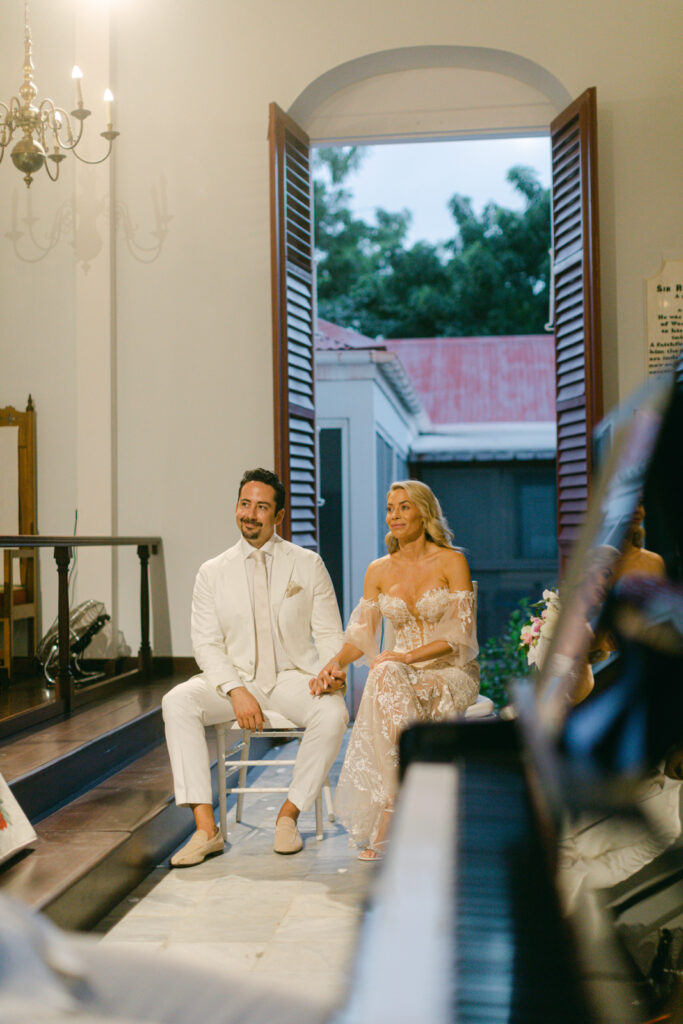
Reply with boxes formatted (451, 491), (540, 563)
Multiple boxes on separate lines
(337, 367), (683, 1024)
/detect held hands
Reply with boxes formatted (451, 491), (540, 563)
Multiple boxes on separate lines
(230, 685), (264, 732)
(309, 661), (347, 696)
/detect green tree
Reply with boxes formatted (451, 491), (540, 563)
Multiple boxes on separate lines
(445, 166), (551, 335)
(479, 599), (533, 709)
(313, 149), (551, 339)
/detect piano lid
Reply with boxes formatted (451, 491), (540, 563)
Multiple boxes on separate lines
(515, 364), (683, 1023)
(533, 371), (677, 742)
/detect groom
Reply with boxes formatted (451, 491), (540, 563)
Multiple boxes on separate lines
(162, 468), (348, 866)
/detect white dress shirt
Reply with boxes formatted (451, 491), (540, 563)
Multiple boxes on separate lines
(239, 534), (294, 673)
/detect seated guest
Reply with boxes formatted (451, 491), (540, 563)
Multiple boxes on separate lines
(163, 468), (347, 866)
(310, 480), (479, 861)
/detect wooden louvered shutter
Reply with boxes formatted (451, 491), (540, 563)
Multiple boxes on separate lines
(269, 103), (317, 549)
(550, 87), (603, 574)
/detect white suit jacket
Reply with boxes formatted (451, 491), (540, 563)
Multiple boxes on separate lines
(191, 535), (343, 693)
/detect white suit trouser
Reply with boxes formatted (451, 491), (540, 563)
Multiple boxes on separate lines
(162, 669), (348, 813)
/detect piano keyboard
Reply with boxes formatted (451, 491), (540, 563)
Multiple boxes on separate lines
(337, 720), (593, 1023)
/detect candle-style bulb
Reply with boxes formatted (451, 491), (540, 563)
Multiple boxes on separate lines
(103, 88), (113, 124)
(71, 65), (83, 106)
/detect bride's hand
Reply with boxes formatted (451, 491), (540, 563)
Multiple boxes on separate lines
(371, 650), (409, 668)
(309, 661), (346, 695)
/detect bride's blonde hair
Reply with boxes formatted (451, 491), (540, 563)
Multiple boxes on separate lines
(385, 480), (455, 554)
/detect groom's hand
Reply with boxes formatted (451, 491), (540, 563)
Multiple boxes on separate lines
(230, 686), (264, 731)
(309, 662), (346, 696)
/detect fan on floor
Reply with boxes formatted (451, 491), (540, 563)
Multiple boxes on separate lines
(36, 600), (111, 687)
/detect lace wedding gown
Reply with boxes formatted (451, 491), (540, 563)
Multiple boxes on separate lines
(335, 588), (479, 847)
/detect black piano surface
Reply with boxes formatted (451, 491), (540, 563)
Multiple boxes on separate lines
(337, 368), (683, 1023)
(407, 720), (593, 1024)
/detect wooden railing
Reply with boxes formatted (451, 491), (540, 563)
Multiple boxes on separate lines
(0, 535), (160, 714)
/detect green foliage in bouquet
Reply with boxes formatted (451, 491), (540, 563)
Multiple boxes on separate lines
(479, 599), (533, 709)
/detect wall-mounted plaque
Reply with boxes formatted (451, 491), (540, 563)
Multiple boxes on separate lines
(647, 259), (683, 376)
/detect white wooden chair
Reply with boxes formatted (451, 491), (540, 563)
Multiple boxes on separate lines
(462, 694), (495, 718)
(214, 710), (335, 840)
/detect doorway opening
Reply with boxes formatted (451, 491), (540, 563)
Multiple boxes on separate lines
(313, 134), (556, 649)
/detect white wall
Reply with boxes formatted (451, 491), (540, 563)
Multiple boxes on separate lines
(0, 1), (78, 634)
(317, 356), (418, 608)
(0, 0), (680, 656)
(317, 356), (418, 711)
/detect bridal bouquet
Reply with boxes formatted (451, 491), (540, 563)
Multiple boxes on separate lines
(519, 588), (561, 668)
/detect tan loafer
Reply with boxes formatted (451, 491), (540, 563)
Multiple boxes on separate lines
(170, 827), (224, 867)
(273, 816), (303, 854)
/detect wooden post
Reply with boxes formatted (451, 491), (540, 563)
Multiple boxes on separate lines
(54, 545), (73, 713)
(137, 544), (152, 680)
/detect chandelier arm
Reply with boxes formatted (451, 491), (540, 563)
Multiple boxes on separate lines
(3, 1), (119, 186)
(47, 105), (83, 152)
(71, 136), (117, 166)
(1, 98), (20, 147)
(37, 117), (49, 152)
(42, 157), (60, 182)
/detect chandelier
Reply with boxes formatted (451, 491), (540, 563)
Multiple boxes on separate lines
(0, 0), (119, 187)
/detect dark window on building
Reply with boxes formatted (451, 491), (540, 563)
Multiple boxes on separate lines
(319, 428), (344, 611)
(518, 479), (557, 559)
(414, 460), (557, 643)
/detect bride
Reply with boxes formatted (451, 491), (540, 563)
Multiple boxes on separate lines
(310, 480), (479, 860)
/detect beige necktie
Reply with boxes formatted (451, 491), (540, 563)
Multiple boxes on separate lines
(252, 550), (276, 693)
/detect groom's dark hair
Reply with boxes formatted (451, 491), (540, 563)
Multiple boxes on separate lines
(238, 468), (286, 513)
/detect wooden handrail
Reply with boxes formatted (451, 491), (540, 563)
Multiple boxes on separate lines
(1, 535), (161, 713)
(0, 535), (160, 548)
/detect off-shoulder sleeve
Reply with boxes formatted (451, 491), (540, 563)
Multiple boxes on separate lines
(431, 590), (479, 665)
(344, 598), (382, 665)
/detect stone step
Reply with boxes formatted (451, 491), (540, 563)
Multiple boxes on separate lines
(0, 679), (273, 931)
(0, 680), (172, 822)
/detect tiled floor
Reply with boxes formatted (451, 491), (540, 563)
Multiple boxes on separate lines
(97, 735), (373, 1013)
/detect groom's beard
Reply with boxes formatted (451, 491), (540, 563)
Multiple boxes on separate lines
(238, 519), (264, 542)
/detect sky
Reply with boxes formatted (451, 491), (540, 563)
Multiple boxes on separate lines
(318, 136), (551, 249)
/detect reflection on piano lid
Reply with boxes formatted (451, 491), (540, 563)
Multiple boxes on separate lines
(339, 367), (683, 1024)
(534, 368), (683, 791)
(533, 371), (677, 741)
(514, 364), (683, 1023)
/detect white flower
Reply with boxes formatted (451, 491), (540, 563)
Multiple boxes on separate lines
(520, 588), (561, 671)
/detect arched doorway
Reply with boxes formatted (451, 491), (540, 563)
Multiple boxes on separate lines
(288, 45), (571, 143)
(270, 52), (600, 635)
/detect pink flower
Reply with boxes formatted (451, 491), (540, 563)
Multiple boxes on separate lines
(520, 626), (532, 646)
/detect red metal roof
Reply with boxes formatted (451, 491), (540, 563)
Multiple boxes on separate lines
(384, 336), (555, 424)
(316, 320), (556, 424)
(316, 319), (381, 351)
